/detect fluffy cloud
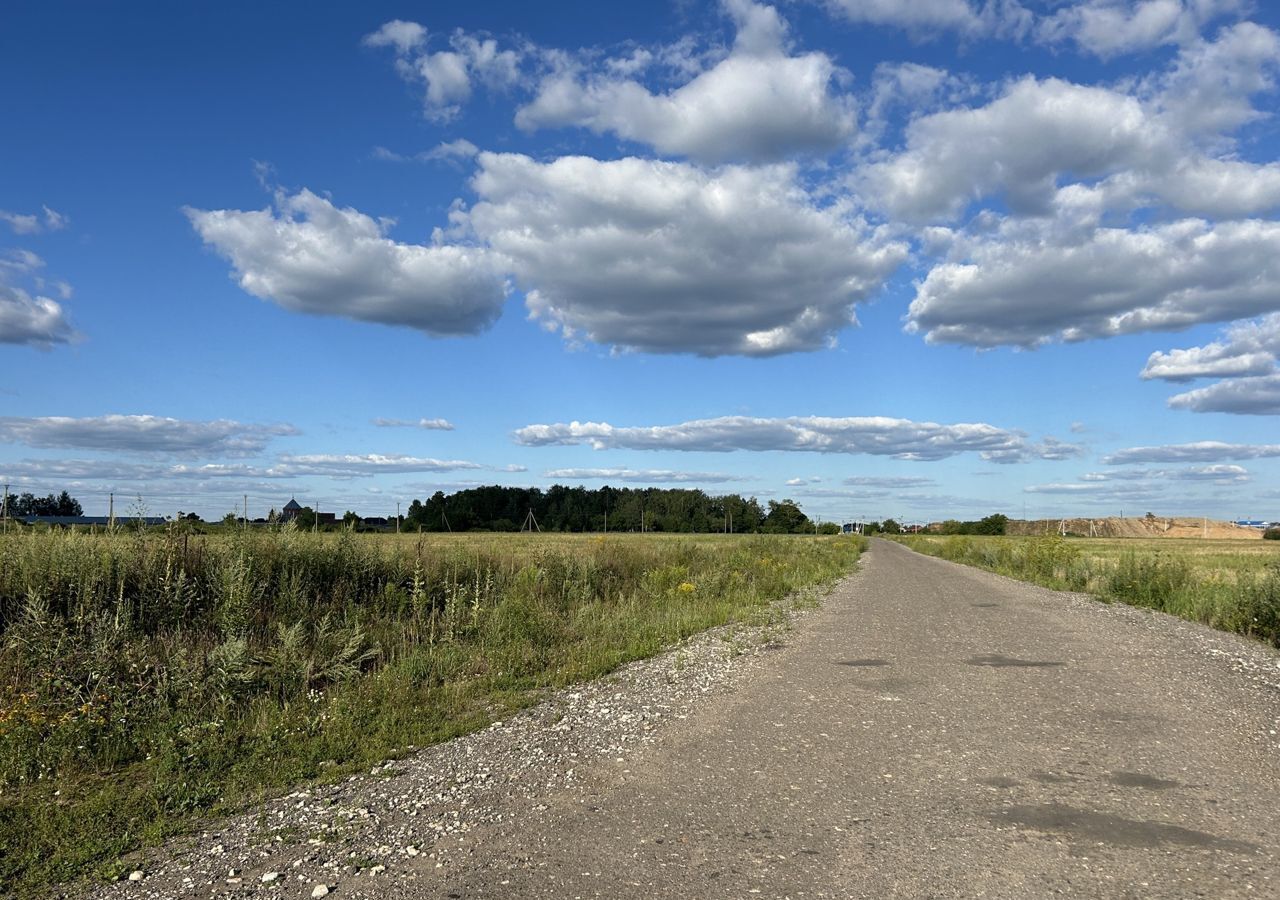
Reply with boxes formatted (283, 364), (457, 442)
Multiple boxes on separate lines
(864, 26), (1280, 222)
(516, 1), (854, 163)
(0, 284), (75, 348)
(371, 417), (456, 430)
(908, 218), (1280, 347)
(0, 415), (297, 456)
(513, 415), (1068, 462)
(187, 189), (507, 337)
(542, 467), (745, 483)
(468, 152), (904, 356)
(1142, 315), (1280, 414)
(1168, 374), (1280, 414)
(1040, 0), (1246, 57)
(1142, 314), (1280, 382)
(364, 21), (521, 120)
(1104, 441), (1280, 464)
(863, 76), (1163, 221)
(1155, 20), (1279, 139)
(823, 0), (1030, 38)
(362, 20), (426, 55)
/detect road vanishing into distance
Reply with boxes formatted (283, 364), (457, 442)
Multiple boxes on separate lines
(412, 538), (1280, 899)
(91, 538), (1280, 900)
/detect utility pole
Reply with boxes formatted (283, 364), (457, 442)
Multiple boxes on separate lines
(2, 482), (7, 533)
(243, 494), (248, 530)
(396, 501), (401, 534)
(109, 492), (115, 529)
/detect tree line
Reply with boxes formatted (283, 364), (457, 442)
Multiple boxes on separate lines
(396, 485), (829, 534)
(2, 490), (83, 518)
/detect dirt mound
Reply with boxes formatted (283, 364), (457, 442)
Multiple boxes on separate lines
(1006, 516), (1263, 540)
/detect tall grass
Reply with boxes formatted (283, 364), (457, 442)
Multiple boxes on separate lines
(894, 534), (1280, 646)
(0, 527), (862, 896)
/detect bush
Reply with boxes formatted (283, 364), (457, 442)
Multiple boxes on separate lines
(1264, 527), (1280, 540)
(1104, 552), (1191, 610)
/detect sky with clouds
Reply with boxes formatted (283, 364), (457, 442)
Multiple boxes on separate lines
(3, 0), (1280, 524)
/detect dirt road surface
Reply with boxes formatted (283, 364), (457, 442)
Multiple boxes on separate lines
(413, 538), (1279, 899)
(91, 539), (1280, 899)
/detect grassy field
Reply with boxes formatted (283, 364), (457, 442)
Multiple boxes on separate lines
(893, 534), (1280, 646)
(0, 527), (863, 897)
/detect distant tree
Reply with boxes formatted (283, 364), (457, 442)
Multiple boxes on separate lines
(293, 506), (317, 530)
(342, 510), (361, 529)
(181, 511), (202, 522)
(9, 490), (82, 517)
(222, 511), (240, 527)
(1264, 527), (1280, 540)
(881, 518), (902, 535)
(763, 499), (810, 534)
(977, 513), (1009, 535)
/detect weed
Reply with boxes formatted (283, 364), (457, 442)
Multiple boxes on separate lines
(0, 530), (863, 897)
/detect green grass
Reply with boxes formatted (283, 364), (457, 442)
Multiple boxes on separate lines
(892, 534), (1280, 645)
(0, 527), (863, 897)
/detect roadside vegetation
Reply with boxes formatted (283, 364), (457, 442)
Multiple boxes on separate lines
(893, 534), (1280, 647)
(0, 527), (862, 896)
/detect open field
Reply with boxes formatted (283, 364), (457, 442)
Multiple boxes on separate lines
(894, 534), (1280, 646)
(0, 528), (863, 897)
(1006, 516), (1264, 540)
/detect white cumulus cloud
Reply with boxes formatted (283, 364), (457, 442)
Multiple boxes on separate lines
(467, 152), (905, 356)
(186, 188), (507, 337)
(364, 21), (521, 121)
(907, 218), (1280, 348)
(516, 0), (854, 163)
(1168, 374), (1280, 414)
(823, 0), (1031, 38)
(1039, 0), (1246, 57)
(0, 284), (75, 348)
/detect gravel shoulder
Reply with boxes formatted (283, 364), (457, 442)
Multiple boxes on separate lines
(76, 539), (1280, 899)
(73, 566), (844, 900)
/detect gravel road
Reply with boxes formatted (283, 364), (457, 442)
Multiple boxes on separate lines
(85, 538), (1280, 899)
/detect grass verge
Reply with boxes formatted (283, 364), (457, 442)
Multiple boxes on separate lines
(891, 534), (1280, 646)
(0, 529), (863, 896)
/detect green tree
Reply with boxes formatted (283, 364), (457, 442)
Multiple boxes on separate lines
(881, 518), (902, 535)
(293, 506), (317, 530)
(763, 499), (810, 534)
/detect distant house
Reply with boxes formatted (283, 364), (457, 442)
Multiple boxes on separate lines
(1235, 520), (1273, 529)
(280, 498), (303, 523)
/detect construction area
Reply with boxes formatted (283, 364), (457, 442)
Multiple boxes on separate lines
(1007, 515), (1265, 539)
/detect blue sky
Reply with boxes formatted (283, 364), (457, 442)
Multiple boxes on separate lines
(4, 0), (1280, 524)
